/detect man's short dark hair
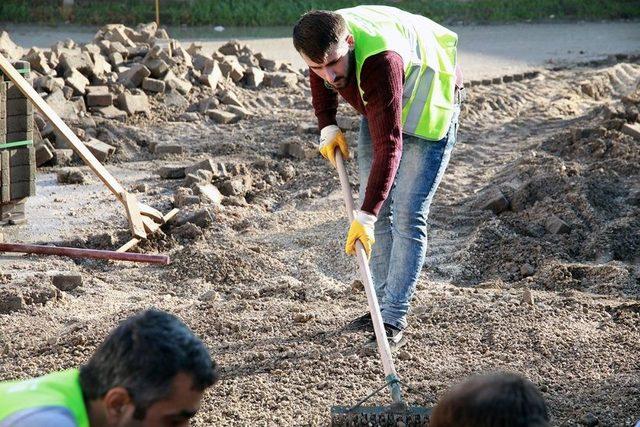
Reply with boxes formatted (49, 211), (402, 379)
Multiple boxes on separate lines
(79, 309), (218, 419)
(430, 372), (550, 427)
(293, 10), (347, 63)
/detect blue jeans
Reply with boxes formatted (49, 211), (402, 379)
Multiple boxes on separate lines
(357, 105), (460, 330)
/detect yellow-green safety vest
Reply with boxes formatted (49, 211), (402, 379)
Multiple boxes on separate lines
(337, 5), (458, 141)
(0, 369), (89, 427)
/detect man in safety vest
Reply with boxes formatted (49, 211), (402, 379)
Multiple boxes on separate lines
(293, 5), (463, 349)
(0, 309), (218, 426)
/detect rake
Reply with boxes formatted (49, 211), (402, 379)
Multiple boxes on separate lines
(331, 150), (431, 426)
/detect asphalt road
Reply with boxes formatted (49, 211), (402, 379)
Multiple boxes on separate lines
(2, 21), (639, 79)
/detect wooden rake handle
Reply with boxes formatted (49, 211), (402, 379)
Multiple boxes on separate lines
(334, 151), (399, 381)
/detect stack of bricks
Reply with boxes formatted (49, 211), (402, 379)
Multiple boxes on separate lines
(0, 60), (36, 225)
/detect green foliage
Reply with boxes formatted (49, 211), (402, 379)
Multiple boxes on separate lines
(0, 0), (638, 26)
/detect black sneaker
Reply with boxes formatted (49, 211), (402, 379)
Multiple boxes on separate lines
(366, 323), (406, 352)
(346, 312), (373, 331)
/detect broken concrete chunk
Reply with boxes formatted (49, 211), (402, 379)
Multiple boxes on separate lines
(25, 49), (52, 74)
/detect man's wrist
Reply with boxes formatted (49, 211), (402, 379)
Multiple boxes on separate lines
(355, 209), (377, 227)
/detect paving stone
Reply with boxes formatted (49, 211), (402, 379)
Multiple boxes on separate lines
(44, 89), (77, 120)
(86, 92), (113, 107)
(185, 159), (227, 178)
(143, 58), (169, 78)
(58, 51), (94, 76)
(141, 77), (166, 93)
(92, 105), (127, 122)
(219, 55), (244, 82)
(35, 142), (54, 166)
(199, 60), (222, 89)
(64, 69), (90, 95)
(220, 90), (243, 108)
(10, 180), (36, 199)
(477, 185), (510, 214)
(116, 92), (151, 116)
(117, 63), (151, 89)
(163, 70), (192, 95)
(264, 72), (298, 88)
(83, 137), (115, 162)
(153, 144), (184, 155)
(6, 115), (32, 133)
(173, 187), (200, 207)
(34, 75), (64, 93)
(158, 165), (186, 179)
(6, 98), (32, 116)
(245, 66), (265, 88)
(207, 109), (238, 124)
(51, 272), (83, 291)
(52, 148), (75, 165)
(163, 90), (189, 109)
(621, 122), (640, 140)
(57, 168), (88, 184)
(24, 49), (52, 74)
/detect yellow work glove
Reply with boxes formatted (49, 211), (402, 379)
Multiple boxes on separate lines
(345, 210), (377, 258)
(319, 125), (349, 167)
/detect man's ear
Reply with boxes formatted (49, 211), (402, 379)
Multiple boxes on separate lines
(347, 33), (356, 48)
(103, 387), (135, 424)
(346, 33), (354, 48)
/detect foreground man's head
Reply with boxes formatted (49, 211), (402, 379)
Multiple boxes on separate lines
(80, 309), (218, 427)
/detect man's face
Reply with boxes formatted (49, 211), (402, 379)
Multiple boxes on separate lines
(301, 35), (354, 89)
(113, 373), (205, 427)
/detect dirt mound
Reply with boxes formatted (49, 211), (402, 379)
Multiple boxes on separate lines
(451, 64), (640, 295)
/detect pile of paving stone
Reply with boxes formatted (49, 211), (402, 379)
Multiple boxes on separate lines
(0, 23), (303, 165)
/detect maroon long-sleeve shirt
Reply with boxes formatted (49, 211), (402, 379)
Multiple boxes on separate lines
(310, 51), (404, 216)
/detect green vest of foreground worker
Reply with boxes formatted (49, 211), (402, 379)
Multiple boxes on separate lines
(0, 368), (89, 426)
(337, 5), (458, 141)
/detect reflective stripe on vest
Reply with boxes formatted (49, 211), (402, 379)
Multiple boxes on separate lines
(337, 5), (458, 141)
(0, 369), (90, 427)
